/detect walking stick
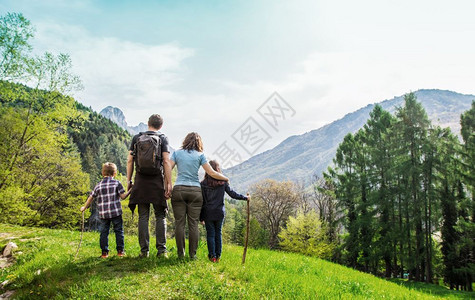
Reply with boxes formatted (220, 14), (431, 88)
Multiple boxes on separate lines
(74, 210), (85, 260)
(242, 193), (250, 264)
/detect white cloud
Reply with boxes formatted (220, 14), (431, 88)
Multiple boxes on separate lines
(32, 22), (194, 124)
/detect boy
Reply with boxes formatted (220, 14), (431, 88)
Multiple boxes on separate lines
(81, 162), (131, 258)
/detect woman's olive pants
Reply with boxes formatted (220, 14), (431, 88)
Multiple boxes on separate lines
(171, 185), (203, 258)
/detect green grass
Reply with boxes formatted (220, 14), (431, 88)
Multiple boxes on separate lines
(0, 224), (473, 299)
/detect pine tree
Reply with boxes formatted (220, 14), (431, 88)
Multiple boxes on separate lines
(457, 101), (475, 290)
(353, 129), (375, 273)
(439, 130), (460, 289)
(394, 92), (431, 281)
(363, 105), (396, 277)
(329, 133), (361, 269)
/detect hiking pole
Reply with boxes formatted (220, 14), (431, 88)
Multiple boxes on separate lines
(74, 210), (85, 260)
(242, 193), (250, 264)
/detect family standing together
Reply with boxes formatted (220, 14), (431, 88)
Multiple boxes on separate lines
(81, 114), (250, 262)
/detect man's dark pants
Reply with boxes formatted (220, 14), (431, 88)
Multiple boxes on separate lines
(138, 203), (167, 254)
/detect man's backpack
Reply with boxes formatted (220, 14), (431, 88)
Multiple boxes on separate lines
(134, 132), (163, 175)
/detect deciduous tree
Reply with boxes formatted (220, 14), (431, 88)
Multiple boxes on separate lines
(250, 179), (300, 249)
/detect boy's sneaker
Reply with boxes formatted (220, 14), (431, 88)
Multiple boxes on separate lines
(157, 252), (168, 259)
(216, 257), (220, 263)
(117, 250), (126, 257)
(139, 251), (149, 258)
(100, 251), (109, 258)
(209, 257), (216, 263)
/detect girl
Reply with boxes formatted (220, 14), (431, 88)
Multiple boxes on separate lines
(200, 160), (249, 262)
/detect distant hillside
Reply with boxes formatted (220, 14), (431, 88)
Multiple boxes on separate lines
(226, 89), (475, 191)
(100, 106), (147, 135)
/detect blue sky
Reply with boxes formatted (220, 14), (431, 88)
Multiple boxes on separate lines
(2, 0), (475, 163)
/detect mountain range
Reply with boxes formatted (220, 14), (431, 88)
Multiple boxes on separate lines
(100, 106), (176, 153)
(99, 90), (473, 191)
(100, 106), (148, 135)
(224, 89), (474, 191)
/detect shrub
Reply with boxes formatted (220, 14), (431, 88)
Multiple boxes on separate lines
(279, 210), (334, 259)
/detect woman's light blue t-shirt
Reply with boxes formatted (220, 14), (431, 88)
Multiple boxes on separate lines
(171, 149), (208, 187)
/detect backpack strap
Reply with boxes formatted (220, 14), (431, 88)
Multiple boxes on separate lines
(132, 132), (143, 157)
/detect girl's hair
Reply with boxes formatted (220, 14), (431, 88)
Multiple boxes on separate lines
(202, 160), (225, 187)
(182, 132), (204, 152)
(102, 162), (117, 176)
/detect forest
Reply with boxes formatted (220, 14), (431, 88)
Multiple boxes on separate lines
(326, 95), (474, 290)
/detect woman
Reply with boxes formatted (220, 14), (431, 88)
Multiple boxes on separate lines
(170, 132), (229, 259)
(200, 160), (249, 262)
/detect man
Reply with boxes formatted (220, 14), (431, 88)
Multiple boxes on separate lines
(127, 114), (172, 258)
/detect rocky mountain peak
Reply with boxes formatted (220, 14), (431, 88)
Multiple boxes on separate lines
(99, 106), (148, 135)
(100, 106), (128, 129)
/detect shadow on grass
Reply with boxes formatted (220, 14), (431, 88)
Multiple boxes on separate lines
(12, 254), (194, 298)
(387, 278), (474, 299)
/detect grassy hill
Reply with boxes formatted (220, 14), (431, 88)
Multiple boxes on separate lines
(0, 224), (472, 299)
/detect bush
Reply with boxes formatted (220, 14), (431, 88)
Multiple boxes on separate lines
(279, 210), (334, 259)
(0, 186), (37, 225)
(244, 217), (268, 249)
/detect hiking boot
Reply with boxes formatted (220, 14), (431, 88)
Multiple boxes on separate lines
(100, 251), (109, 258)
(157, 252), (168, 259)
(139, 251), (149, 258)
(117, 250), (126, 257)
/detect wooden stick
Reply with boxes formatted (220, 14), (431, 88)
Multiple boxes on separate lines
(242, 193), (250, 264)
(74, 210), (85, 260)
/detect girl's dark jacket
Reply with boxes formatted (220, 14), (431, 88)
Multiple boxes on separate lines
(200, 178), (247, 222)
